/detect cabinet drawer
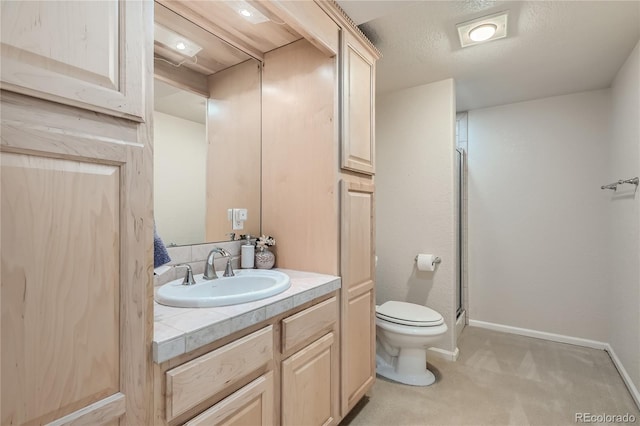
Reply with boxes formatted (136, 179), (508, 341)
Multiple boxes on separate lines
(282, 297), (337, 354)
(165, 326), (273, 421)
(184, 372), (274, 426)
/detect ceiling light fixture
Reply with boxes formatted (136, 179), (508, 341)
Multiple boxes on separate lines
(154, 23), (203, 57)
(469, 24), (497, 42)
(457, 11), (508, 48)
(226, 1), (270, 24)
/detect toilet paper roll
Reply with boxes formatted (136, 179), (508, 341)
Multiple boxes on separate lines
(416, 254), (437, 272)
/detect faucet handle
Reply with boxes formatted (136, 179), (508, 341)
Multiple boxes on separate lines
(223, 258), (235, 277)
(175, 264), (196, 286)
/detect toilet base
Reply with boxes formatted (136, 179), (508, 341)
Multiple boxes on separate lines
(375, 354), (436, 386)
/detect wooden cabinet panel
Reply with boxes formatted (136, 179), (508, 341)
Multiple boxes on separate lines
(340, 180), (375, 413)
(342, 182), (374, 290)
(165, 325), (273, 420)
(1, 82), (152, 426)
(344, 288), (375, 409)
(0, 0), (145, 120)
(206, 60), (261, 242)
(262, 39), (338, 275)
(282, 333), (338, 426)
(1, 154), (120, 425)
(184, 372), (274, 426)
(282, 296), (337, 355)
(341, 31), (375, 175)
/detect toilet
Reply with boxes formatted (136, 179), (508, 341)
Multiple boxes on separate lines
(375, 301), (448, 386)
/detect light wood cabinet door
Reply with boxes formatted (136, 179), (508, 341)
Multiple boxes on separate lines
(341, 31), (376, 175)
(282, 333), (339, 426)
(0, 2), (152, 422)
(183, 372), (275, 426)
(340, 180), (376, 414)
(0, 0), (146, 121)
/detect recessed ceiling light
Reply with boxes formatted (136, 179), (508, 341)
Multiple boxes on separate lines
(457, 11), (508, 48)
(226, 1), (270, 24)
(469, 24), (497, 42)
(154, 23), (203, 57)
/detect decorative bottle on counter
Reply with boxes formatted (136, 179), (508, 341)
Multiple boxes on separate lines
(241, 235), (255, 269)
(255, 246), (275, 269)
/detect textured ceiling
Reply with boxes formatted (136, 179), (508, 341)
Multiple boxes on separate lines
(338, 0), (640, 111)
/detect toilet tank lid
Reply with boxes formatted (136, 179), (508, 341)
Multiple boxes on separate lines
(377, 301), (443, 324)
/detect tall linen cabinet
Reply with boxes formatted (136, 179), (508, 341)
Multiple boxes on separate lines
(262, 1), (380, 417)
(0, 1), (154, 425)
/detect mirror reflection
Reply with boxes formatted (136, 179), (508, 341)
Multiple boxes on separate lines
(153, 3), (261, 246)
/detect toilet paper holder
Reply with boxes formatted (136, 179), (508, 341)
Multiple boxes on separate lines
(414, 255), (441, 264)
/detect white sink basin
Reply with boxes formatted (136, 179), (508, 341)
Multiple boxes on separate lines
(155, 269), (291, 308)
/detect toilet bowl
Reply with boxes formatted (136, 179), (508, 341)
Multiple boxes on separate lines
(375, 301), (447, 386)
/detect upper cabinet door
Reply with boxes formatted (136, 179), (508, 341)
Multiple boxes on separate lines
(0, 0), (145, 121)
(341, 30), (376, 175)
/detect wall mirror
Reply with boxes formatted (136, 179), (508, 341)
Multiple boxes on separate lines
(153, 2), (262, 246)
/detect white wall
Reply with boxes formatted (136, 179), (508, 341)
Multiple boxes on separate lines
(154, 111), (207, 246)
(376, 79), (458, 353)
(467, 90), (611, 342)
(609, 40), (640, 399)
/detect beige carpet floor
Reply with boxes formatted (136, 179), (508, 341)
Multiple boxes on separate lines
(341, 326), (639, 426)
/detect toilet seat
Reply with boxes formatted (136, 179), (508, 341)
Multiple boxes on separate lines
(376, 301), (444, 327)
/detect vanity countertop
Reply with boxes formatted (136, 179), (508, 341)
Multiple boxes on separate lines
(153, 269), (341, 363)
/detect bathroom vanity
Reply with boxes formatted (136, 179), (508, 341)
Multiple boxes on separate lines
(153, 270), (341, 425)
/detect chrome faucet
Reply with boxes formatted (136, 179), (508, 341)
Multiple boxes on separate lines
(175, 264), (196, 286)
(203, 247), (235, 280)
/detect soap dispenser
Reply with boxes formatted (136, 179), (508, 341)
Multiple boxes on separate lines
(241, 234), (255, 269)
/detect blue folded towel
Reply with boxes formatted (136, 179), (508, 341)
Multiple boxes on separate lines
(154, 224), (171, 268)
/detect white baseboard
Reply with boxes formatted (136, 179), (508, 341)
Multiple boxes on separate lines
(428, 346), (459, 361)
(605, 343), (640, 409)
(469, 319), (640, 410)
(468, 319), (608, 350)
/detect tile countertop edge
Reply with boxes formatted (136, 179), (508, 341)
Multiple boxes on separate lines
(153, 269), (341, 363)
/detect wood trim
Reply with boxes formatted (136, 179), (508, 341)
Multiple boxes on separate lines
(45, 393), (126, 426)
(123, 1), (155, 422)
(315, 0), (381, 59)
(0, 91), (137, 164)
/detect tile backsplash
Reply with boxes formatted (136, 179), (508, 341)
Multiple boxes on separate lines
(154, 240), (244, 287)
